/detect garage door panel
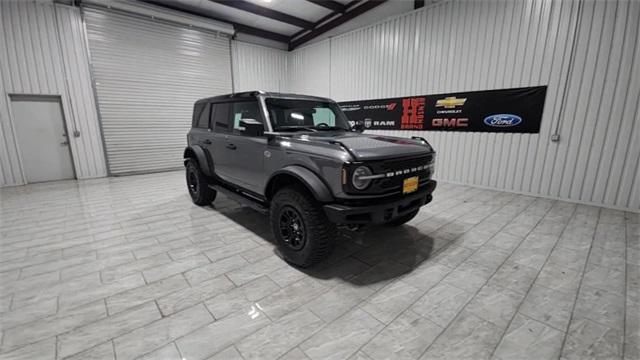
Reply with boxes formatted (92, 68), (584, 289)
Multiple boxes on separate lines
(83, 7), (232, 174)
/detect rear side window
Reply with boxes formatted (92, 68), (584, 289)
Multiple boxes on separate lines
(192, 103), (205, 127)
(196, 103), (211, 129)
(212, 103), (231, 133)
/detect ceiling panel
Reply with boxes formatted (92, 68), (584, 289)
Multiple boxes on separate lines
(151, 0), (303, 35)
(244, 0), (333, 22)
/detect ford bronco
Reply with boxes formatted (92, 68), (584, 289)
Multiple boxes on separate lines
(184, 91), (436, 267)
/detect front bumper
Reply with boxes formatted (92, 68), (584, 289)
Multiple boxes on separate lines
(323, 180), (436, 224)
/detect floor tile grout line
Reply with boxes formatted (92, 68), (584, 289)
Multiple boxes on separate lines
(202, 252), (380, 359)
(621, 212), (630, 360)
(556, 207), (611, 360)
(507, 205), (599, 360)
(203, 189), (525, 360)
(414, 198), (561, 360)
(232, 343), (249, 360)
(5, 177), (628, 360)
(111, 339), (118, 360)
(1, 297), (175, 357)
(352, 194), (545, 359)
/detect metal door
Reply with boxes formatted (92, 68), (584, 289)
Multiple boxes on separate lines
(10, 96), (75, 183)
(83, 6), (232, 174)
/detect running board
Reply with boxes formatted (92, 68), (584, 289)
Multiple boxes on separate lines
(209, 184), (269, 214)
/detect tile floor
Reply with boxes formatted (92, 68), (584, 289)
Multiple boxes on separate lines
(0, 171), (637, 360)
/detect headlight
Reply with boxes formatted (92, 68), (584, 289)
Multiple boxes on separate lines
(352, 166), (373, 190)
(426, 162), (435, 175)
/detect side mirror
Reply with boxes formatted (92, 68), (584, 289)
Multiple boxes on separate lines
(239, 119), (264, 137)
(352, 122), (365, 133)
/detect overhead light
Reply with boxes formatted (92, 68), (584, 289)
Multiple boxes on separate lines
(259, 0), (272, 3)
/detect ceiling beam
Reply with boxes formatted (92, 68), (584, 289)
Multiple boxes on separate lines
(209, 0), (315, 29)
(233, 23), (290, 43)
(305, 0), (346, 13)
(289, 0), (387, 50)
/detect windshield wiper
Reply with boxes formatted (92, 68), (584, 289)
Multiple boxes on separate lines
(276, 126), (317, 132)
(313, 126), (348, 131)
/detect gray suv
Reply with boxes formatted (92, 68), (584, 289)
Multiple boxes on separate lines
(184, 91), (436, 267)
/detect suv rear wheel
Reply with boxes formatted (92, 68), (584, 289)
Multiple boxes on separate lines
(270, 187), (336, 267)
(186, 159), (216, 205)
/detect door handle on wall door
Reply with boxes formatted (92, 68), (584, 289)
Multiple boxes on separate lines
(226, 143), (236, 150)
(61, 141), (69, 146)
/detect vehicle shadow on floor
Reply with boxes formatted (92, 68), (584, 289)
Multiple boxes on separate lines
(212, 197), (439, 287)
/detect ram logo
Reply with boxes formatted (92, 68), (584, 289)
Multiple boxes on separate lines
(484, 114), (522, 127)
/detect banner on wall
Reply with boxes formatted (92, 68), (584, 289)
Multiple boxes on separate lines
(338, 86), (547, 133)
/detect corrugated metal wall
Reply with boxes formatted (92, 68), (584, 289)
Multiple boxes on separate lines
(0, 1), (107, 186)
(83, 6), (233, 175)
(231, 41), (288, 92)
(288, 41), (332, 97)
(284, 0), (639, 210)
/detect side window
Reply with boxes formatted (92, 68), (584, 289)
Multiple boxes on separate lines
(196, 103), (211, 129)
(192, 103), (205, 127)
(212, 103), (231, 133)
(232, 101), (261, 135)
(312, 107), (336, 126)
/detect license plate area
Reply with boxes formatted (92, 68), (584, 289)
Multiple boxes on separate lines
(402, 176), (419, 194)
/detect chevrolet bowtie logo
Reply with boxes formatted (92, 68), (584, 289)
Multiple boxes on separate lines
(436, 97), (466, 108)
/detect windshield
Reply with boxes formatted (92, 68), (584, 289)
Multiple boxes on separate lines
(265, 98), (351, 132)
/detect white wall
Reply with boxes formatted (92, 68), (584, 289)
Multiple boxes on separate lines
(288, 41), (331, 97)
(0, 1), (107, 186)
(277, 0), (639, 211)
(231, 41), (289, 92)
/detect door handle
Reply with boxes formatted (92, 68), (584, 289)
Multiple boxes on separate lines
(61, 141), (69, 146)
(226, 143), (237, 150)
(202, 139), (212, 145)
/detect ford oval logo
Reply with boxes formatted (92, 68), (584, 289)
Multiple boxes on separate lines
(484, 114), (522, 127)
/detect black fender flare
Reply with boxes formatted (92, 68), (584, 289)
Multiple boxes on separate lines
(267, 166), (334, 203)
(183, 145), (213, 177)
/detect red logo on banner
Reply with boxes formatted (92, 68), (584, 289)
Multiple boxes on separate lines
(387, 103), (397, 111)
(400, 97), (425, 129)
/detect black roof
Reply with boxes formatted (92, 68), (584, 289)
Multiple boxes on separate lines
(195, 91), (334, 104)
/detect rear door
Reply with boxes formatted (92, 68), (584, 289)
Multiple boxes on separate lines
(208, 102), (235, 182)
(188, 102), (212, 156)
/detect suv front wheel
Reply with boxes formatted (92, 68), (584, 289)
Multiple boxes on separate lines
(270, 187), (336, 267)
(186, 159), (217, 205)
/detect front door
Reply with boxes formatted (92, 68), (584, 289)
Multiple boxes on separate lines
(227, 101), (266, 194)
(11, 96), (75, 183)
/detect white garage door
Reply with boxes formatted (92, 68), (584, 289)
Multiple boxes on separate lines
(83, 7), (232, 174)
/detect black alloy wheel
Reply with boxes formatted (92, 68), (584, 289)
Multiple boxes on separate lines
(185, 159), (216, 205)
(278, 206), (306, 250)
(187, 169), (199, 196)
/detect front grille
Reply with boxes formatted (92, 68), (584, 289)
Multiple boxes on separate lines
(347, 154), (434, 195)
(376, 154), (433, 173)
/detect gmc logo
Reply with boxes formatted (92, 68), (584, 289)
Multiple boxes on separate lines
(432, 118), (469, 127)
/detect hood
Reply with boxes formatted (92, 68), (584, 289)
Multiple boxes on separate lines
(288, 132), (432, 161)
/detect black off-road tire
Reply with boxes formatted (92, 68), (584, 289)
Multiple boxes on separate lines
(185, 159), (217, 206)
(270, 187), (336, 267)
(384, 209), (419, 227)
